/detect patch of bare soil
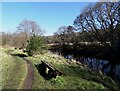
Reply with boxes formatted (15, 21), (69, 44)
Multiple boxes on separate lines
(22, 58), (34, 89)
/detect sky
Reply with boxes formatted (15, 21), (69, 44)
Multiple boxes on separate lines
(2, 2), (91, 36)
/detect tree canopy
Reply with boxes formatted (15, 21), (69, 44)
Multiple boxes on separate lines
(74, 2), (120, 46)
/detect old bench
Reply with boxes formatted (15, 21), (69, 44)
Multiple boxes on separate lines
(35, 60), (63, 79)
(41, 61), (63, 78)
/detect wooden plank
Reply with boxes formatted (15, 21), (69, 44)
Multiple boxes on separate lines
(41, 60), (63, 76)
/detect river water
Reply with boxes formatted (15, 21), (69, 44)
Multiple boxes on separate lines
(64, 54), (120, 82)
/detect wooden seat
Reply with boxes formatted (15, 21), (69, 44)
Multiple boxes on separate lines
(41, 60), (63, 78)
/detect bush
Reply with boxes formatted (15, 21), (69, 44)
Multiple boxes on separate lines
(51, 76), (66, 86)
(26, 36), (45, 56)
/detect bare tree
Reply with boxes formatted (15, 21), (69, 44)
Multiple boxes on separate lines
(74, 2), (120, 47)
(54, 25), (76, 45)
(1, 32), (14, 46)
(74, 2), (120, 78)
(11, 32), (27, 48)
(16, 19), (44, 48)
(17, 19), (43, 36)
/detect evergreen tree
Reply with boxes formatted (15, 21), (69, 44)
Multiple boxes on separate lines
(26, 35), (45, 56)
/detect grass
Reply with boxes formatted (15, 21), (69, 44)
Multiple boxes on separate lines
(26, 52), (119, 89)
(0, 47), (27, 89)
(1, 47), (119, 90)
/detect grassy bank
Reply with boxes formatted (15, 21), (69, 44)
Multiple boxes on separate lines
(27, 52), (119, 89)
(1, 47), (119, 90)
(0, 47), (27, 89)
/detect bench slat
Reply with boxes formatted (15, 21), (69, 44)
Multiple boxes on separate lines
(41, 60), (63, 76)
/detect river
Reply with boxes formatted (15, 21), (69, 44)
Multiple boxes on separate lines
(64, 54), (120, 82)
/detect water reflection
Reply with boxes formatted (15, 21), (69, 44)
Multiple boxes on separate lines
(64, 54), (120, 82)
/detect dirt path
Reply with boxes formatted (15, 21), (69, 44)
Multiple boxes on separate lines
(22, 57), (34, 89)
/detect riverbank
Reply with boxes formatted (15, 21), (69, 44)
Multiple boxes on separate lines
(1, 47), (120, 90)
(27, 52), (120, 89)
(49, 44), (120, 82)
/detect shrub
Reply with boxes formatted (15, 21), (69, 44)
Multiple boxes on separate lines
(51, 76), (65, 86)
(26, 36), (45, 56)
